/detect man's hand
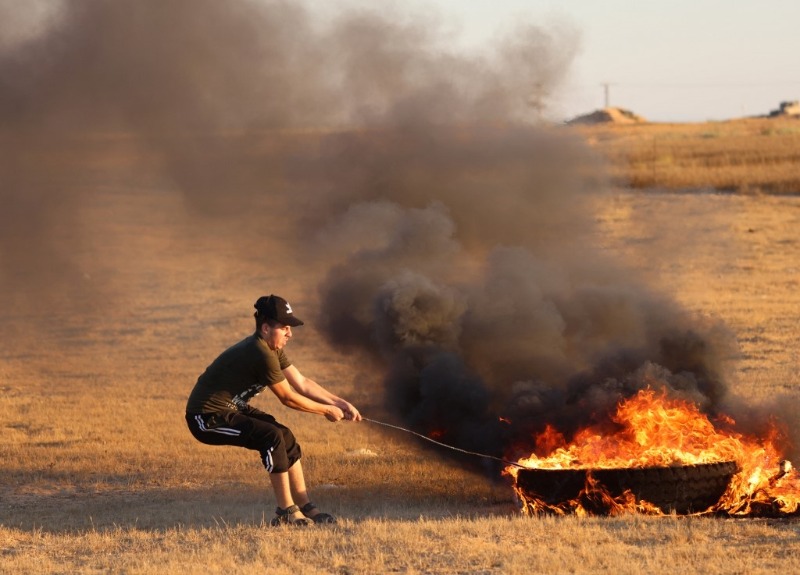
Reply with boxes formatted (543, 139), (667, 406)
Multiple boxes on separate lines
(324, 406), (345, 422)
(340, 402), (362, 422)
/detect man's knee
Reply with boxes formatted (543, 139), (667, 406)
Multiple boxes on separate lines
(262, 444), (287, 473)
(282, 427), (302, 469)
(256, 425), (301, 473)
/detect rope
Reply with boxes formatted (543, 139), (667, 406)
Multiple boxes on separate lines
(362, 417), (526, 469)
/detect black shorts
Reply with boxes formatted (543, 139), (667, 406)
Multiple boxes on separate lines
(185, 405), (302, 474)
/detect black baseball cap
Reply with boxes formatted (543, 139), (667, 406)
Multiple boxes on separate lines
(254, 295), (304, 327)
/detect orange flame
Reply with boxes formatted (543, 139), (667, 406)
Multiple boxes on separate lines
(507, 389), (799, 516)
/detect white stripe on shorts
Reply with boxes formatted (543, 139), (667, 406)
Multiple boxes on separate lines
(195, 414), (242, 437)
(263, 447), (275, 473)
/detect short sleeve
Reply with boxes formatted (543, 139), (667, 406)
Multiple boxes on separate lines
(277, 348), (292, 370)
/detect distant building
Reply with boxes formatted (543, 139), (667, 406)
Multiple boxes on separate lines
(768, 101), (800, 118)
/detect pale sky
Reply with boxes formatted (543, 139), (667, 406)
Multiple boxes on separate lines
(400, 0), (800, 123)
(6, 1), (799, 123)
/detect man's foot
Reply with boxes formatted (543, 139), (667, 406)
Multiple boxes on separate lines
(300, 502), (337, 524)
(270, 505), (314, 527)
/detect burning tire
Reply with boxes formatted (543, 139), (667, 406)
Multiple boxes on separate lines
(515, 461), (739, 514)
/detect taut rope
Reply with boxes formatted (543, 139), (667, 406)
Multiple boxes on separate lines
(362, 417), (526, 469)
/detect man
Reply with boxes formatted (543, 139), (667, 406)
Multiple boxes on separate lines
(186, 294), (361, 526)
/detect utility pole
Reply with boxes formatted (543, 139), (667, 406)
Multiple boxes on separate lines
(601, 82), (612, 109)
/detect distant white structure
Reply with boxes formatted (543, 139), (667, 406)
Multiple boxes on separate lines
(768, 101), (800, 118)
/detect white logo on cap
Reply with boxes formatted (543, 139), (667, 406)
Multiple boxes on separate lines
(285, 303), (293, 314)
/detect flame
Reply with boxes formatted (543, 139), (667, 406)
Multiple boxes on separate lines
(507, 389), (800, 516)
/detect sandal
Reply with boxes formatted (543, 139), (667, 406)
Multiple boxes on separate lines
(300, 502), (337, 524)
(270, 504), (314, 527)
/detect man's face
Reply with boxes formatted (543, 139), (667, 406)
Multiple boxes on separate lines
(262, 322), (292, 350)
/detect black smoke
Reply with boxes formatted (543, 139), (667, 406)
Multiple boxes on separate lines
(311, 119), (797, 462)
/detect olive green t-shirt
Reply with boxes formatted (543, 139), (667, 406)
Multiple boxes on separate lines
(186, 332), (292, 414)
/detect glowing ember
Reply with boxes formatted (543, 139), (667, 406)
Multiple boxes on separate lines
(507, 389), (800, 516)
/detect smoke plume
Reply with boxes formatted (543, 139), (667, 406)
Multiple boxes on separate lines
(309, 121), (798, 462)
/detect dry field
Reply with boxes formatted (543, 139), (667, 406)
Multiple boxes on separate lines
(575, 116), (800, 194)
(2, 125), (800, 574)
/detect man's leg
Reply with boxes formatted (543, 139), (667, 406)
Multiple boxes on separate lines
(288, 460), (310, 507)
(287, 460), (328, 520)
(269, 470), (307, 521)
(187, 410), (311, 523)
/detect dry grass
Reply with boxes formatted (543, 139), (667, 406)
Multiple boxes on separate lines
(2, 127), (800, 574)
(2, 516), (797, 575)
(573, 117), (800, 194)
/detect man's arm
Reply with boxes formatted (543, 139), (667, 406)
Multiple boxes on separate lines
(268, 379), (344, 422)
(283, 365), (362, 421)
